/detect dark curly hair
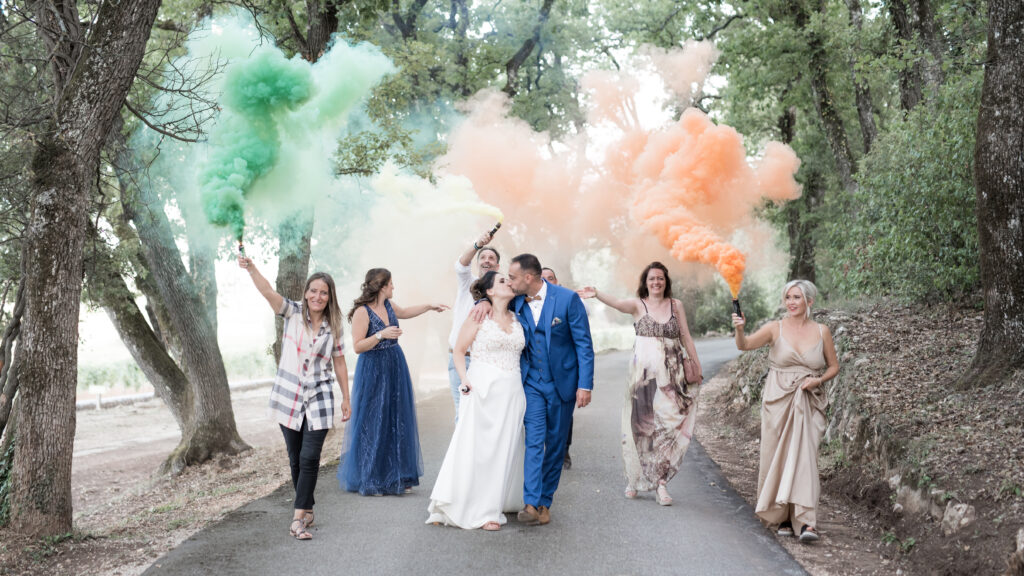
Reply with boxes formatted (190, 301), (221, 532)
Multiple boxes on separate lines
(470, 271), (499, 302)
(636, 261), (673, 299)
(348, 268), (392, 322)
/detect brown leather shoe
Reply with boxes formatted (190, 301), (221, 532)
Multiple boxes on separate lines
(537, 505), (550, 525)
(517, 505), (540, 524)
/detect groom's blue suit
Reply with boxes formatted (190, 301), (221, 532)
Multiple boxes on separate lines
(515, 280), (594, 509)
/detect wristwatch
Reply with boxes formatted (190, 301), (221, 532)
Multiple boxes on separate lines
(376, 332), (383, 341)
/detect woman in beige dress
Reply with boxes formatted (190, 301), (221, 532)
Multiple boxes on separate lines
(578, 261), (702, 506)
(732, 279), (839, 542)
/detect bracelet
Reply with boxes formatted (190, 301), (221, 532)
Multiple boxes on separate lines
(376, 332), (383, 341)
(473, 242), (480, 251)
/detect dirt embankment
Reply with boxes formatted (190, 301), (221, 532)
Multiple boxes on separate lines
(697, 301), (1024, 576)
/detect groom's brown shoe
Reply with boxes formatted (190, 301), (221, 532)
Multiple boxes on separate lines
(517, 505), (540, 524)
(537, 505), (550, 525)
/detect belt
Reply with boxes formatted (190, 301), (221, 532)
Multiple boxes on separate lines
(449, 348), (471, 358)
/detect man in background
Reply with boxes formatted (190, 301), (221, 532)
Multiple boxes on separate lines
(447, 230), (500, 420)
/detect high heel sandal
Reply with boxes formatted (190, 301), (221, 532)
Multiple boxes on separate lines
(656, 483), (673, 506)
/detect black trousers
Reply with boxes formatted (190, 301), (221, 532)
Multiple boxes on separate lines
(280, 421), (329, 510)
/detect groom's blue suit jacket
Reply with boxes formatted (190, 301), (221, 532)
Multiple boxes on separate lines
(514, 281), (595, 403)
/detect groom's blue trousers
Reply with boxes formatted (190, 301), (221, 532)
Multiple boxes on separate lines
(523, 381), (575, 508)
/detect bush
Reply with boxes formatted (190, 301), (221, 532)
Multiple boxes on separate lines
(681, 279), (773, 336)
(821, 72), (982, 303)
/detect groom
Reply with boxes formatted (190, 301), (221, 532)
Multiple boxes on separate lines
(507, 254), (594, 525)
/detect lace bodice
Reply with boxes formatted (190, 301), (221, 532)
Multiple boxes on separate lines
(472, 317), (525, 372)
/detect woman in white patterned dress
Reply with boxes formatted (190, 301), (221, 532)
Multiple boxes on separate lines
(427, 271), (526, 531)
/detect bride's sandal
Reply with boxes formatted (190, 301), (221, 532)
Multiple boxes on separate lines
(482, 521), (501, 531)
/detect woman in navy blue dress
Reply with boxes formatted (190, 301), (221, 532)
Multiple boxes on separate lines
(339, 268), (448, 495)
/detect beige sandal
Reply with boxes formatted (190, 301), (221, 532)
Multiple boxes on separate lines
(482, 521), (501, 531)
(656, 483), (673, 506)
(290, 518), (312, 540)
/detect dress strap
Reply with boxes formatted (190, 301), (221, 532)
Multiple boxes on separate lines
(670, 299), (676, 318)
(818, 323), (824, 338)
(640, 299), (649, 313)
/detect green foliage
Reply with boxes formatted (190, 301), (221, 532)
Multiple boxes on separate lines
(682, 279), (773, 336)
(822, 72), (983, 302)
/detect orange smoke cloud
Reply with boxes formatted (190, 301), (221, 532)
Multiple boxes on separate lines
(437, 41), (801, 294)
(627, 108), (800, 296)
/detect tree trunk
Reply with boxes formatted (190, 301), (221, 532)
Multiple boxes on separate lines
(12, 0), (163, 538)
(911, 0), (945, 89)
(778, 104), (820, 282)
(183, 219), (219, 335)
(503, 0), (556, 96)
(786, 171), (824, 282)
(845, 0), (878, 153)
(83, 228), (193, 432)
(131, 182), (250, 474)
(888, 0), (925, 110)
(964, 0), (1024, 384)
(0, 277), (25, 438)
(274, 214), (315, 363)
(805, 12), (858, 192)
(272, 2), (342, 363)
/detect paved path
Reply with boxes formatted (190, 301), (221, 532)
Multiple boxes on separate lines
(145, 339), (806, 576)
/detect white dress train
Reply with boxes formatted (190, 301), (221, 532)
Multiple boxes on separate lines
(427, 318), (526, 529)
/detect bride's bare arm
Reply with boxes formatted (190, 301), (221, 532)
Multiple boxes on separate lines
(453, 319), (482, 392)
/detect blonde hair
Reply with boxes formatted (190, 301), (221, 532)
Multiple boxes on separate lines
(782, 279), (818, 318)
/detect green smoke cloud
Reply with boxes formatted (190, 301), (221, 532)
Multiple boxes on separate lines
(199, 49), (313, 240)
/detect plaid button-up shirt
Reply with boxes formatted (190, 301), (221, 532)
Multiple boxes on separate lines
(269, 298), (344, 431)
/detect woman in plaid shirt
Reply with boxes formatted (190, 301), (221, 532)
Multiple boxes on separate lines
(240, 256), (350, 541)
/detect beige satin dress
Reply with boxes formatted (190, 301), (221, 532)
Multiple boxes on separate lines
(756, 321), (828, 530)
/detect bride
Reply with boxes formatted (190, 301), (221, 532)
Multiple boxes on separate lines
(427, 271), (526, 531)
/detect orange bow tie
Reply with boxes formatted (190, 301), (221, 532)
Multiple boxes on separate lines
(525, 295), (543, 303)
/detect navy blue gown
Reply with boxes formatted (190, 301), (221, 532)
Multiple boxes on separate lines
(338, 300), (423, 495)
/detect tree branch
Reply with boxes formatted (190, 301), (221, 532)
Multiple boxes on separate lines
(124, 100), (201, 143)
(696, 13), (745, 41)
(503, 0), (555, 96)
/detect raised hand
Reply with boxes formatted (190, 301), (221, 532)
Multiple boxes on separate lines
(577, 286), (597, 299)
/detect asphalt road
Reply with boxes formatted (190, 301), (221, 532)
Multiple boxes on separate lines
(145, 338), (806, 576)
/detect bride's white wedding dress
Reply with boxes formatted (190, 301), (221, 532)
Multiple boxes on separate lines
(427, 317), (526, 529)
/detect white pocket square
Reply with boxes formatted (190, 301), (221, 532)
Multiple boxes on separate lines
(551, 317), (562, 327)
